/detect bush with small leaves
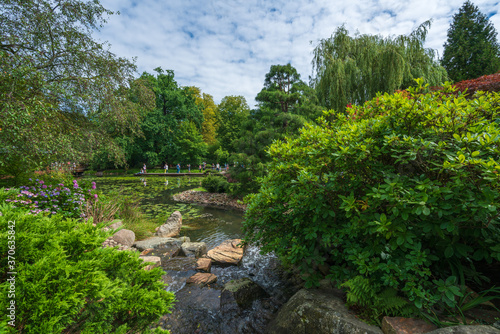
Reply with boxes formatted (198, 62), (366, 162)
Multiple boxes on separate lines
(0, 203), (174, 333)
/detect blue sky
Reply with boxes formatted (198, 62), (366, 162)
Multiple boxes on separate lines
(95, 0), (500, 107)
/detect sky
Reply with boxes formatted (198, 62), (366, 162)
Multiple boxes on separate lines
(95, 0), (500, 107)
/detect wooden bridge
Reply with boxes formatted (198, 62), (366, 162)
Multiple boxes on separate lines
(133, 172), (207, 177)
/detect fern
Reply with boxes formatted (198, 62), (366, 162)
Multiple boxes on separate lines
(342, 276), (416, 324)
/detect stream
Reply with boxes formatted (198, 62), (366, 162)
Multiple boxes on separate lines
(89, 175), (301, 334)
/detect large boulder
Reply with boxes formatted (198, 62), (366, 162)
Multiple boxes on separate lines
(133, 237), (183, 251)
(181, 242), (207, 258)
(155, 211), (182, 237)
(266, 288), (383, 334)
(207, 239), (244, 265)
(426, 326), (500, 334)
(111, 229), (135, 247)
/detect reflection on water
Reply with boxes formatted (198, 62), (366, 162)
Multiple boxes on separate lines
(88, 175), (244, 247)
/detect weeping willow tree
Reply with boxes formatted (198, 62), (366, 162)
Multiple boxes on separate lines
(312, 21), (448, 112)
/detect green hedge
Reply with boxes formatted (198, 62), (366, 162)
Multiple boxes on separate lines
(201, 175), (230, 193)
(0, 203), (174, 333)
(243, 80), (500, 320)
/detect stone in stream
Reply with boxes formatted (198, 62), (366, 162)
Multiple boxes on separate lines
(221, 277), (268, 311)
(220, 277), (270, 334)
(180, 242), (207, 258)
(155, 211), (182, 237)
(196, 258), (212, 272)
(207, 239), (245, 265)
(382, 316), (437, 334)
(162, 257), (198, 271)
(139, 256), (162, 271)
(133, 237), (183, 251)
(186, 273), (217, 286)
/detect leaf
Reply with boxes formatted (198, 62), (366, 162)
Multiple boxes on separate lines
(444, 246), (454, 258)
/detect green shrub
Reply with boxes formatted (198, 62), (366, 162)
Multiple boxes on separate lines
(0, 204), (174, 333)
(202, 175), (230, 193)
(243, 80), (500, 319)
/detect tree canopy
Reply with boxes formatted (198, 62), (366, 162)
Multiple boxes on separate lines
(312, 22), (447, 113)
(441, 0), (500, 82)
(0, 0), (153, 176)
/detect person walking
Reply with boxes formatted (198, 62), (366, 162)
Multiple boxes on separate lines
(143, 164), (147, 174)
(199, 164), (202, 172)
(176, 163), (180, 173)
(164, 163), (168, 174)
(188, 164), (191, 173)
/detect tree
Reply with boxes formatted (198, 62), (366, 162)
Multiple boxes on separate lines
(442, 1), (500, 82)
(216, 95), (250, 153)
(0, 0), (153, 174)
(312, 22), (447, 113)
(256, 64), (303, 113)
(186, 87), (219, 145)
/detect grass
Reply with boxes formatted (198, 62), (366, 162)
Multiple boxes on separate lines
(191, 187), (207, 192)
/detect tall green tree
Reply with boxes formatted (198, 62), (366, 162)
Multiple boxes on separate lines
(312, 21), (447, 112)
(441, 1), (500, 82)
(216, 95), (250, 153)
(0, 0), (152, 175)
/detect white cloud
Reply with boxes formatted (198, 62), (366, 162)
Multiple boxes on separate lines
(95, 0), (500, 107)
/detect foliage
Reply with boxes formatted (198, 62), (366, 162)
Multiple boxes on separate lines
(216, 95), (251, 153)
(0, 0), (153, 172)
(441, 1), (500, 82)
(201, 175), (230, 193)
(186, 87), (219, 145)
(243, 79), (500, 319)
(342, 276), (415, 324)
(122, 69), (205, 167)
(0, 204), (174, 333)
(452, 72), (500, 96)
(3, 178), (98, 219)
(312, 22), (447, 113)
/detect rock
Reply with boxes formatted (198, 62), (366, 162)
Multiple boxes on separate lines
(111, 229), (135, 247)
(186, 273), (217, 286)
(181, 242), (207, 258)
(382, 317), (437, 334)
(155, 211), (182, 237)
(221, 277), (268, 311)
(207, 239), (244, 265)
(426, 326), (500, 334)
(177, 236), (190, 243)
(140, 248), (153, 256)
(140, 256), (162, 270)
(266, 288), (383, 334)
(196, 258), (212, 272)
(163, 257), (198, 271)
(102, 219), (123, 232)
(133, 237), (183, 251)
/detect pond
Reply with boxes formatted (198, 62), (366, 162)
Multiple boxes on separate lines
(88, 175), (244, 248)
(86, 174), (298, 333)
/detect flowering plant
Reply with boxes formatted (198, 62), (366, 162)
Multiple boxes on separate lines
(5, 179), (98, 218)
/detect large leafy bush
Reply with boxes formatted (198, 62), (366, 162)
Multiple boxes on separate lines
(0, 203), (174, 333)
(243, 80), (500, 315)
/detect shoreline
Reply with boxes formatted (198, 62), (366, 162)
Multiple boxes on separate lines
(172, 190), (247, 211)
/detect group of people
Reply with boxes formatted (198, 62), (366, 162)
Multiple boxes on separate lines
(139, 162), (229, 174)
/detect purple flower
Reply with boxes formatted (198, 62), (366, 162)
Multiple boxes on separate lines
(42, 185), (47, 189)
(91, 181), (96, 190)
